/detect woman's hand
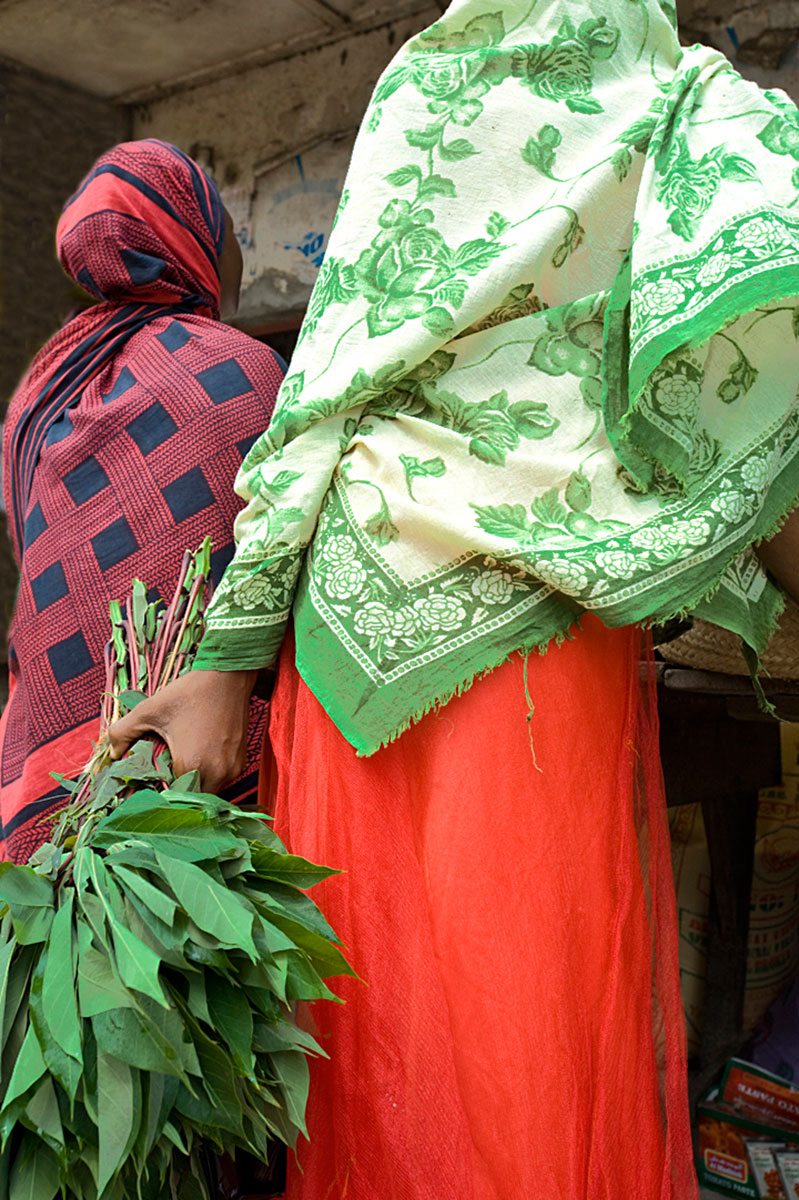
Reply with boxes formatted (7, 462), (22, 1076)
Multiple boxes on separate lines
(108, 668), (258, 793)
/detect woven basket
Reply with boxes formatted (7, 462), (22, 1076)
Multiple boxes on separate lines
(659, 598), (799, 679)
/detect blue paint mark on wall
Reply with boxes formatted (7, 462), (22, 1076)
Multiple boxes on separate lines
(284, 231), (327, 268)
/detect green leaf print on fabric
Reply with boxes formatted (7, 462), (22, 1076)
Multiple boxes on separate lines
(716, 342), (758, 404)
(352, 183), (504, 337)
(511, 16), (621, 114)
(340, 470), (401, 547)
(198, 4), (799, 757)
(655, 134), (758, 240)
(399, 454), (448, 501)
(565, 469), (592, 512)
(462, 282), (542, 335)
(758, 103), (799, 162)
(528, 294), (605, 409)
(521, 124), (563, 177)
(418, 384), (560, 465)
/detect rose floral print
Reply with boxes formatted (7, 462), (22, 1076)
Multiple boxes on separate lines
(195, 0), (799, 754)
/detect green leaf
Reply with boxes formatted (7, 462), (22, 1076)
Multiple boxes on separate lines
(471, 502), (533, 540)
(92, 1005), (191, 1084)
(565, 96), (604, 115)
(463, 10), (505, 44)
(118, 689), (147, 714)
(531, 488), (569, 527)
(78, 946), (137, 1017)
(22, 1077), (63, 1151)
(109, 864), (176, 928)
(169, 769), (202, 794)
(421, 306), (455, 337)
(486, 211), (510, 238)
(1, 948), (34, 1052)
(373, 64), (410, 104)
(0, 963), (33, 1108)
(758, 114), (792, 156)
(187, 973), (212, 1027)
(384, 164), (422, 186)
(249, 846), (338, 890)
(1, 1026), (46, 1115)
(42, 892), (81, 1063)
(611, 146), (632, 182)
(8, 1135), (59, 1200)
(405, 124), (444, 150)
(792, 307), (799, 339)
(439, 138), (478, 161)
(111, 920), (168, 1007)
(97, 1052), (134, 1196)
(418, 173), (456, 200)
(262, 909), (352, 980)
(159, 855), (256, 956)
(28, 952), (82, 1103)
(5, 905), (53, 946)
(565, 469), (593, 512)
(720, 153), (757, 182)
(0, 940), (17, 1056)
(270, 1051), (310, 1140)
(509, 399), (559, 440)
(618, 113), (658, 153)
(253, 882), (341, 945)
(93, 795), (240, 862)
(454, 238), (503, 274)
(0, 868), (53, 909)
(205, 975), (254, 1073)
(284, 953), (339, 1003)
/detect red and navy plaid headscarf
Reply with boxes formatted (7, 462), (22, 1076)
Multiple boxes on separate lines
(6, 139), (227, 558)
(1, 140), (283, 861)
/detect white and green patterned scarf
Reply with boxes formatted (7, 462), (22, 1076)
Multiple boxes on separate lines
(197, 0), (799, 754)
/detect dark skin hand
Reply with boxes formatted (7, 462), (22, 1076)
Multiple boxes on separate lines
(109, 668), (257, 793)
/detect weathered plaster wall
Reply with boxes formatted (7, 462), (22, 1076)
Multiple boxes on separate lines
(0, 60), (128, 405)
(132, 11), (440, 326)
(678, 0), (799, 99)
(0, 61), (127, 703)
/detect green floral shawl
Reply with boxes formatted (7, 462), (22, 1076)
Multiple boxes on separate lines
(197, 0), (799, 754)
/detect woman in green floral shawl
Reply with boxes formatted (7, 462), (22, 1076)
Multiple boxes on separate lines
(113, 1), (799, 1195)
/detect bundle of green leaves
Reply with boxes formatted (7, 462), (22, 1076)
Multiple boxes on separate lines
(0, 544), (350, 1200)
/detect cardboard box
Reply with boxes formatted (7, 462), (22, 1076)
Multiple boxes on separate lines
(696, 1061), (799, 1197)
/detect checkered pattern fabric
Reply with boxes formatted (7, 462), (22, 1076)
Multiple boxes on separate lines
(1, 140), (282, 862)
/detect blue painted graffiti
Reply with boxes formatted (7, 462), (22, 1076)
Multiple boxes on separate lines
(284, 231), (327, 268)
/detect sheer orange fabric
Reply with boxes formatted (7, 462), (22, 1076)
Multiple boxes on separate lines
(268, 616), (696, 1200)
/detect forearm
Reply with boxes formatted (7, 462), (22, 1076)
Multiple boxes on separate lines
(756, 508), (799, 606)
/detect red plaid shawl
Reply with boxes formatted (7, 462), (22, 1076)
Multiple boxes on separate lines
(1, 140), (282, 862)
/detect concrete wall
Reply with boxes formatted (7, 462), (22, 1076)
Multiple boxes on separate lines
(0, 59), (128, 405)
(0, 60), (127, 704)
(678, 0), (799, 100)
(132, 11), (440, 328)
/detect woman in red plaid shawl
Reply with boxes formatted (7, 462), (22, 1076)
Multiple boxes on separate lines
(0, 139), (283, 863)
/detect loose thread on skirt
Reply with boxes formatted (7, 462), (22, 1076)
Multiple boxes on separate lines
(522, 651), (543, 774)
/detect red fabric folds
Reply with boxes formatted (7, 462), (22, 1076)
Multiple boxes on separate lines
(269, 616), (696, 1200)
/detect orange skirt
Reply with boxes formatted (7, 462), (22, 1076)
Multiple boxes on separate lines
(267, 617), (696, 1200)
